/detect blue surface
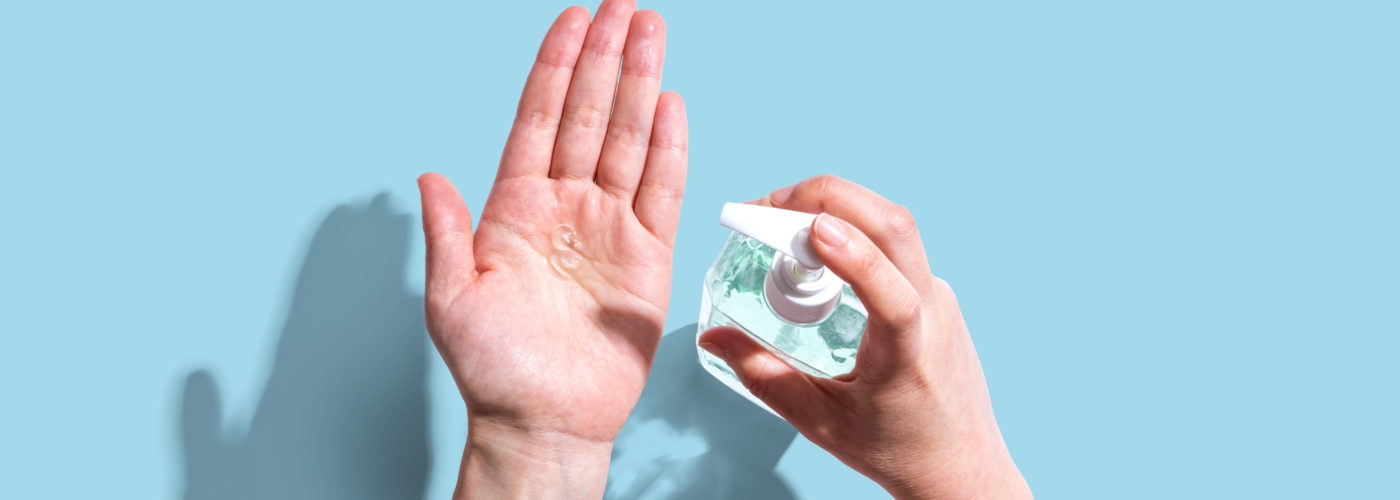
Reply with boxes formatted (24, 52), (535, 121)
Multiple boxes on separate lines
(2, 1), (1397, 498)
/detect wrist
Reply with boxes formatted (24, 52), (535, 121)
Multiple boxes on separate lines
(877, 442), (1031, 500)
(457, 418), (614, 500)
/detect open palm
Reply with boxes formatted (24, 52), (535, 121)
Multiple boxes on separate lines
(418, 0), (685, 444)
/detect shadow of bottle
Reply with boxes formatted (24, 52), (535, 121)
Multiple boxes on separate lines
(177, 193), (430, 500)
(606, 324), (799, 500)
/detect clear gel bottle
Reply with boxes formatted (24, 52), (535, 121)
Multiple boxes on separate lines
(697, 203), (868, 417)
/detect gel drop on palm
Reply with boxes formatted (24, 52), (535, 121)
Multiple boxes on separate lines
(697, 203), (868, 416)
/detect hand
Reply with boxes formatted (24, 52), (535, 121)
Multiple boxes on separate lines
(698, 175), (1031, 500)
(416, 1), (685, 498)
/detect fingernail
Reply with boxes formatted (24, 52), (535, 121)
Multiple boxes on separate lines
(813, 213), (848, 247)
(698, 341), (726, 359)
(770, 184), (795, 205)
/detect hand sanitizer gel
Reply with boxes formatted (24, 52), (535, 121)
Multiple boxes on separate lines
(697, 203), (868, 416)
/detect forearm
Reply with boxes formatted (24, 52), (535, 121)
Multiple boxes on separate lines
(456, 419), (614, 500)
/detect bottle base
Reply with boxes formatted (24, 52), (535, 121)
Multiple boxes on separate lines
(697, 346), (783, 420)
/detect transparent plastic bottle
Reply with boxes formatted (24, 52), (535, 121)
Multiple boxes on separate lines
(697, 204), (868, 417)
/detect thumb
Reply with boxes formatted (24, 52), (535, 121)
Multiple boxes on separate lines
(417, 172), (477, 297)
(699, 326), (837, 421)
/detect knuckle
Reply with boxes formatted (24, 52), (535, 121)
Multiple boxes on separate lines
(740, 371), (768, 401)
(806, 174), (844, 197)
(649, 130), (687, 154)
(561, 103), (609, 131)
(932, 276), (952, 293)
(807, 421), (837, 445)
(514, 107), (559, 131)
(583, 36), (624, 61)
(621, 55), (662, 78)
(857, 249), (882, 275)
(890, 293), (923, 327)
(885, 204), (919, 239)
(535, 46), (578, 70)
(606, 122), (651, 151)
(930, 275), (958, 301)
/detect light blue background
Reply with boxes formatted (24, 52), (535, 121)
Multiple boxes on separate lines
(2, 0), (1396, 498)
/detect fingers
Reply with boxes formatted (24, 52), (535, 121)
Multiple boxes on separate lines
(760, 175), (935, 293)
(417, 173), (477, 299)
(496, 6), (591, 180)
(699, 326), (841, 420)
(180, 370), (222, 463)
(810, 213), (924, 368)
(595, 10), (666, 199)
(549, 0), (637, 181)
(633, 91), (688, 244)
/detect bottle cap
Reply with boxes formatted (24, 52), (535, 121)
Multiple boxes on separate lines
(720, 203), (844, 324)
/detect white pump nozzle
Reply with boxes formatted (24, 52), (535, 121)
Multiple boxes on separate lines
(719, 203), (823, 268)
(719, 202), (844, 325)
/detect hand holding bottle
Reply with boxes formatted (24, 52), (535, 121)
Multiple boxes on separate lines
(699, 175), (1032, 500)
(416, 1), (685, 498)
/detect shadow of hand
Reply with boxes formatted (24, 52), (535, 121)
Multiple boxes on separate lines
(605, 325), (798, 500)
(178, 194), (430, 500)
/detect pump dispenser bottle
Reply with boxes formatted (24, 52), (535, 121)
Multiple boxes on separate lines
(697, 203), (868, 416)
